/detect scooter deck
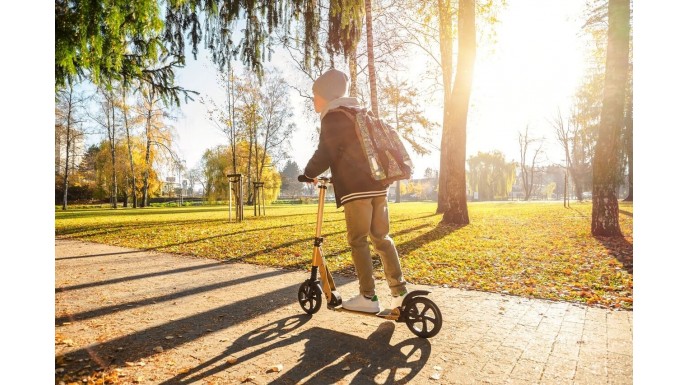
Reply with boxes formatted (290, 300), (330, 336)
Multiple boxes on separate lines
(333, 306), (401, 320)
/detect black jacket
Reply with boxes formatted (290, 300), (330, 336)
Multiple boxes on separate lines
(304, 108), (389, 207)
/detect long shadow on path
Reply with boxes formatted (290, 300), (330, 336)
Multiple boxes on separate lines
(55, 277), (356, 377)
(160, 315), (431, 385)
(55, 269), (290, 325)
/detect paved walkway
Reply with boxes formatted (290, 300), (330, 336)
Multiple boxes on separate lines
(55, 239), (632, 385)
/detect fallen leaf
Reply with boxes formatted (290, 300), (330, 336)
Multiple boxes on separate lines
(431, 372), (441, 380)
(165, 336), (174, 340)
(342, 366), (350, 371)
(269, 364), (284, 373)
(153, 346), (164, 353)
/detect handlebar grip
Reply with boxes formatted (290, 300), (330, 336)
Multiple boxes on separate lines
(298, 175), (313, 183)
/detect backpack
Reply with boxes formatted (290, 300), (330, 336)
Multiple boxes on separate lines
(332, 107), (413, 185)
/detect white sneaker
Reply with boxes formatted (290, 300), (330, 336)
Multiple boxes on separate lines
(390, 291), (408, 309)
(342, 294), (381, 313)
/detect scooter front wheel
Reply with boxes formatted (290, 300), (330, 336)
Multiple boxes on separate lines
(404, 296), (442, 338)
(298, 281), (322, 314)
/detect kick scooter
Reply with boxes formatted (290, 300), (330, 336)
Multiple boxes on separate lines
(296, 175), (443, 338)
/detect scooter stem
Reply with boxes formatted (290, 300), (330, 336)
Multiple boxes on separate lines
(314, 183), (326, 237)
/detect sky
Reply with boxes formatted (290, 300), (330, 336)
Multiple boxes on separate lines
(169, 0), (589, 180)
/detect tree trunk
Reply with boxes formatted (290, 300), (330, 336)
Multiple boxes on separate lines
(441, 0), (475, 226)
(591, 0), (630, 236)
(109, 93), (118, 209)
(436, 0), (454, 214)
(62, 84), (73, 211)
(122, 87), (137, 208)
(143, 139), (151, 207)
(623, 87), (633, 201)
(142, 88), (155, 208)
(364, 0), (379, 117)
(348, 41), (359, 98)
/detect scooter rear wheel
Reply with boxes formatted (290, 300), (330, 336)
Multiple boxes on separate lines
(404, 296), (442, 338)
(298, 281), (322, 314)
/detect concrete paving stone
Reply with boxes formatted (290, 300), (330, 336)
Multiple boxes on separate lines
(560, 321), (585, 336)
(607, 373), (633, 385)
(501, 336), (531, 351)
(504, 379), (539, 385)
(520, 342), (554, 363)
(540, 378), (574, 385)
(542, 356), (577, 380)
(607, 339), (632, 356)
(606, 352), (632, 375)
(584, 309), (608, 323)
(550, 342), (581, 360)
(510, 358), (545, 381)
(518, 312), (546, 328)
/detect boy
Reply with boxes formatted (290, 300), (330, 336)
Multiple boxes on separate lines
(303, 69), (407, 313)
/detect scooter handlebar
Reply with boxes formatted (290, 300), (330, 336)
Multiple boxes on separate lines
(298, 175), (331, 183)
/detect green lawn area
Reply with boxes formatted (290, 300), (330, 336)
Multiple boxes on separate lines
(55, 201), (633, 310)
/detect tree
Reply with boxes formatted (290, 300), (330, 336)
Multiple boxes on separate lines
(467, 151), (517, 201)
(203, 64), (242, 175)
(550, 108), (573, 207)
(518, 125), (545, 201)
(623, 77), (633, 201)
(378, 75), (438, 203)
(435, 0), (476, 225)
(135, 83), (176, 207)
(91, 81), (121, 208)
(55, 0), (194, 106)
(200, 143), (282, 203)
(280, 160), (303, 198)
(55, 82), (87, 210)
(119, 86), (138, 208)
(255, 71), (297, 184)
(591, 0), (631, 236)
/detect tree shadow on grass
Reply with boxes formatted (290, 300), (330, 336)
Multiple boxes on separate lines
(619, 209), (633, 218)
(594, 235), (633, 274)
(396, 223), (466, 256)
(159, 316), (431, 385)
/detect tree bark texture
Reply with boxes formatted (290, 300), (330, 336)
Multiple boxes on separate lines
(62, 84), (73, 211)
(591, 0), (630, 236)
(364, 0), (379, 117)
(623, 87), (633, 201)
(441, 0), (475, 226)
(435, 0), (454, 214)
(122, 88), (137, 208)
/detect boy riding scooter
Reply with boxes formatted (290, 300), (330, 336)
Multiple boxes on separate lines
(302, 68), (408, 313)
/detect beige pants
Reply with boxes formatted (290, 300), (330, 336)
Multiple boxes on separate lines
(343, 196), (407, 297)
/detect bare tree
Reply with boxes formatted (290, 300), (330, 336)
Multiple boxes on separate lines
(255, 71), (297, 181)
(119, 86), (138, 208)
(55, 82), (87, 210)
(550, 108), (572, 207)
(135, 83), (176, 207)
(518, 125), (544, 201)
(91, 81), (120, 208)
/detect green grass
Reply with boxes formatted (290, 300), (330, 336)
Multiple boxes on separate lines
(55, 201), (633, 310)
